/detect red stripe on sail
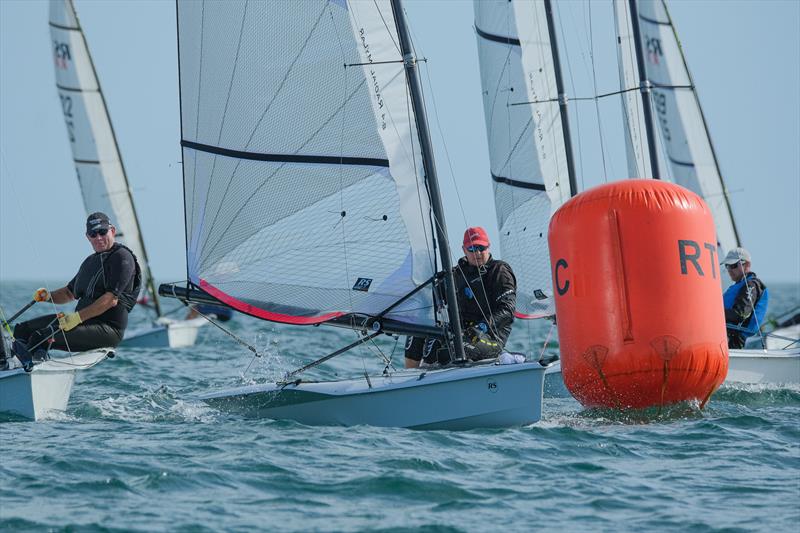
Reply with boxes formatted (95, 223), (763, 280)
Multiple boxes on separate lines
(514, 311), (549, 320)
(199, 279), (344, 325)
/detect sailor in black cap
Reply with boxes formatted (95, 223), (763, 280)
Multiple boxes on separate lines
(10, 212), (142, 364)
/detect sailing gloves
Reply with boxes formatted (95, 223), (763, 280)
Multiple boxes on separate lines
(58, 312), (82, 332)
(33, 288), (50, 302)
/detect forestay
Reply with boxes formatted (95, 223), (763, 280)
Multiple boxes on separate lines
(614, 0), (740, 255)
(177, 0), (438, 325)
(49, 0), (159, 310)
(474, 0), (571, 319)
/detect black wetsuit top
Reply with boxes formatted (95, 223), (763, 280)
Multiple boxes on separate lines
(453, 256), (517, 345)
(67, 243), (141, 330)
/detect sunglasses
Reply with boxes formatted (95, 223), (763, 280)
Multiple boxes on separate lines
(725, 263), (740, 270)
(87, 228), (109, 238)
(466, 245), (488, 252)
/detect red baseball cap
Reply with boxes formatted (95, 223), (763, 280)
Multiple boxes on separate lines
(463, 226), (490, 247)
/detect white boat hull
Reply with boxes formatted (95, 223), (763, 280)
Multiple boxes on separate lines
(201, 361), (547, 430)
(543, 346), (800, 396)
(0, 349), (111, 420)
(726, 347), (800, 384)
(120, 317), (206, 348)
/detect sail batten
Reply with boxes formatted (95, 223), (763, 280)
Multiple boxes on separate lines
(181, 140), (390, 167)
(178, 0), (439, 326)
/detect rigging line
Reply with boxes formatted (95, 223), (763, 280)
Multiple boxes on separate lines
(375, 0), (401, 55)
(192, 305), (262, 359)
(374, 275), (435, 319)
(397, 35), (440, 300)
(452, 261), (501, 342)
(420, 54), (468, 231)
(345, 59), (405, 67)
(537, 320), (556, 361)
(361, 329), (393, 368)
(195, 3), (329, 264)
(329, 3), (355, 316)
(510, 85), (642, 106)
(588, 1), (609, 183)
(556, 1), (585, 190)
(499, 116), (535, 175)
(282, 331), (382, 381)
(497, 0), (521, 334)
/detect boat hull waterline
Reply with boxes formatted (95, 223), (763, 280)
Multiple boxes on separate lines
(0, 349), (112, 420)
(201, 362), (547, 430)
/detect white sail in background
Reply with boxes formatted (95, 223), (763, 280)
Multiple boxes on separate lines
(474, 0), (571, 319)
(49, 0), (159, 309)
(177, 0), (437, 325)
(613, 0), (652, 179)
(616, 0), (740, 254)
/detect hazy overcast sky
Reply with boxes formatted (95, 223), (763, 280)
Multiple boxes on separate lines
(1, 0), (798, 287)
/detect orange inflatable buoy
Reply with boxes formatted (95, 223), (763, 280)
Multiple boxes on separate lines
(548, 180), (728, 409)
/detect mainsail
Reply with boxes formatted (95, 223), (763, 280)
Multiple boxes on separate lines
(474, 0), (572, 319)
(176, 0), (440, 325)
(49, 0), (161, 314)
(614, 0), (740, 254)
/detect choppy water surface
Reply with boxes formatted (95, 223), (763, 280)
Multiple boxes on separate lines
(1, 282), (798, 532)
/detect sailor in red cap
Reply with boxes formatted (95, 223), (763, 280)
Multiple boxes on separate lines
(404, 226), (517, 367)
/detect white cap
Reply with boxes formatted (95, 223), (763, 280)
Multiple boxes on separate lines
(721, 247), (751, 265)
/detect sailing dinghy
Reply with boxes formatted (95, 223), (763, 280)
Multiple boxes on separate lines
(161, 0), (549, 429)
(0, 327), (112, 420)
(49, 0), (207, 348)
(474, 0), (798, 389)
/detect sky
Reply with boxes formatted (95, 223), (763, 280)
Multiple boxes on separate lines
(1, 0), (798, 286)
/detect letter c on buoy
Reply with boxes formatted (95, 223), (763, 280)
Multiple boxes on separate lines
(555, 258), (569, 296)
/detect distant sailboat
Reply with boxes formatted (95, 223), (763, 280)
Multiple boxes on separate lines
(160, 0), (551, 429)
(472, 0), (798, 387)
(48, 0), (206, 348)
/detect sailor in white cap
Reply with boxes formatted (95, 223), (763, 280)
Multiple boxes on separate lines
(721, 247), (768, 348)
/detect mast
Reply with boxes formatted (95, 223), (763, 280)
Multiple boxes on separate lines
(61, 0), (163, 316)
(390, 0), (466, 362)
(659, 0), (741, 246)
(627, 0), (661, 180)
(543, 0), (578, 197)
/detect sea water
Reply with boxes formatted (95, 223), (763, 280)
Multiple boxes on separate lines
(1, 281), (798, 532)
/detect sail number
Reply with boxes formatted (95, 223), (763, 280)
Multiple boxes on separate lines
(59, 93), (76, 143)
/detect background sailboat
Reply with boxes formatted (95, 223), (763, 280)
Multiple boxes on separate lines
(161, 0), (550, 429)
(48, 0), (206, 348)
(472, 0), (798, 387)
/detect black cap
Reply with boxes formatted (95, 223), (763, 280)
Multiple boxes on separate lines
(86, 212), (112, 233)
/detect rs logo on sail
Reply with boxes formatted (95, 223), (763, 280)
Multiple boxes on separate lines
(645, 35), (663, 65)
(54, 41), (71, 70)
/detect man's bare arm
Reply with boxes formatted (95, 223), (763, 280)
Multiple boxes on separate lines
(75, 292), (118, 321)
(50, 287), (76, 305)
